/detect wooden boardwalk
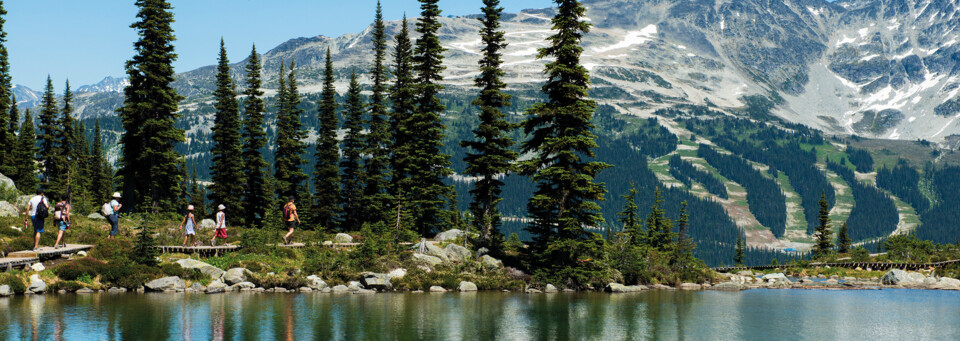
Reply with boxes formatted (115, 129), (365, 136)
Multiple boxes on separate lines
(152, 245), (240, 256)
(713, 259), (960, 272)
(0, 256), (38, 270)
(1, 244), (92, 270)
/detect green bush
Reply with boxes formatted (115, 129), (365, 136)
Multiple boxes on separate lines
(160, 263), (204, 281)
(89, 238), (133, 264)
(249, 273), (306, 289)
(0, 273), (26, 294)
(101, 263), (160, 289)
(53, 258), (106, 281)
(49, 280), (84, 292)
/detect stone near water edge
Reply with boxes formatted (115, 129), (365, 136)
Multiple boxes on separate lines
(334, 233), (354, 243)
(200, 219), (216, 229)
(605, 283), (647, 293)
(0, 285), (10, 297)
(272, 287), (289, 293)
(332, 285), (349, 293)
(299, 287), (313, 293)
(429, 286), (447, 293)
(145, 276), (186, 291)
(27, 275), (46, 294)
(762, 273), (789, 283)
(30, 263), (45, 272)
(321, 287), (332, 293)
(223, 268), (250, 285)
(881, 269), (920, 286)
(434, 229), (464, 242)
(680, 283), (702, 290)
(108, 287), (128, 294)
(923, 277), (938, 286)
(189, 282), (205, 292)
(825, 279), (840, 285)
(481, 255), (503, 270)
(306, 275), (328, 290)
(710, 282), (743, 291)
(412, 253), (443, 267)
(444, 243), (472, 262)
(545, 284), (558, 293)
(361, 273), (392, 291)
(353, 289), (376, 294)
(347, 281), (364, 292)
(651, 284), (676, 291)
(229, 282), (256, 291)
(0, 201), (19, 217)
(87, 213), (106, 220)
(458, 281), (478, 292)
(387, 268), (407, 280)
(525, 288), (542, 294)
(176, 258), (225, 280)
(76, 288), (95, 294)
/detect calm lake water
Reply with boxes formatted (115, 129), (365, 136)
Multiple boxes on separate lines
(1, 289), (958, 340)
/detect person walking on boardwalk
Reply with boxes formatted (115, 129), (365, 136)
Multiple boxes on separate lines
(282, 197), (300, 245)
(53, 194), (71, 249)
(179, 205), (199, 247)
(26, 188), (49, 251)
(106, 192), (122, 239)
(211, 204), (228, 246)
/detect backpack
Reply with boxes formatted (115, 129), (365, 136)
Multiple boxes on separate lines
(102, 203), (114, 216)
(54, 202), (65, 221)
(283, 203), (292, 221)
(36, 200), (49, 219)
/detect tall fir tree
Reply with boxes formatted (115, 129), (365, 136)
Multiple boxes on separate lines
(0, 1), (12, 176)
(410, 0), (456, 236)
(37, 76), (64, 194)
(90, 119), (113, 204)
(361, 1), (393, 225)
(118, 0), (185, 212)
(813, 191), (834, 258)
(273, 61), (308, 203)
(312, 49), (342, 230)
(837, 222), (852, 254)
(13, 109), (37, 192)
(643, 188), (675, 251)
(339, 71), (365, 231)
(60, 81), (81, 202)
(672, 201), (697, 269)
(734, 232), (745, 266)
(389, 16), (416, 233)
(618, 184), (641, 243)
(209, 39), (244, 222)
(240, 46), (270, 228)
(461, 0), (517, 252)
(519, 0), (611, 283)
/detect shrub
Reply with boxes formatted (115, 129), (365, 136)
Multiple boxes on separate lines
(160, 263), (204, 281)
(0, 273), (26, 294)
(89, 239), (134, 264)
(101, 263), (160, 289)
(49, 280), (84, 292)
(53, 258), (106, 281)
(249, 273), (306, 289)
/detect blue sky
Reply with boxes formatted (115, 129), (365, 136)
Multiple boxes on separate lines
(5, 0), (554, 90)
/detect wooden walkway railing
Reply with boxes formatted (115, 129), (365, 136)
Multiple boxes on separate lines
(1, 244), (93, 270)
(713, 259), (960, 272)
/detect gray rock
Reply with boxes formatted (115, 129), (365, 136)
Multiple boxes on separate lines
(272, 287), (289, 293)
(481, 255), (503, 270)
(0, 172), (16, 192)
(353, 289), (376, 294)
(881, 269), (921, 286)
(710, 282), (743, 291)
(76, 288), (95, 294)
(444, 244), (472, 262)
(189, 282), (205, 291)
(306, 275), (328, 290)
(429, 286), (447, 293)
(387, 268), (407, 279)
(923, 277), (938, 286)
(176, 259), (225, 280)
(418, 242), (449, 262)
(0, 201), (19, 217)
(334, 233), (354, 243)
(762, 273), (789, 283)
(87, 213), (106, 220)
(321, 287), (332, 293)
(605, 283), (647, 293)
(77, 251), (87, 257)
(145, 276), (186, 291)
(347, 281), (364, 291)
(299, 287), (313, 293)
(651, 284), (676, 291)
(360, 273), (392, 290)
(332, 285), (349, 293)
(206, 280), (228, 293)
(412, 253), (443, 266)
(825, 279), (840, 285)
(30, 263), (45, 272)
(108, 287), (127, 294)
(458, 281), (478, 292)
(434, 229), (464, 242)
(0, 285), (10, 296)
(200, 219), (216, 229)
(27, 275), (46, 294)
(223, 268), (250, 285)
(545, 284), (558, 293)
(737, 270), (754, 276)
(206, 287), (225, 294)
(229, 282), (256, 291)
(525, 288), (542, 294)
(680, 283), (702, 290)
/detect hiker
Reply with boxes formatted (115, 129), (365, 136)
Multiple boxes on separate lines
(211, 204), (227, 246)
(26, 188), (49, 251)
(53, 194), (71, 249)
(282, 197), (300, 244)
(106, 192), (122, 239)
(178, 205), (198, 247)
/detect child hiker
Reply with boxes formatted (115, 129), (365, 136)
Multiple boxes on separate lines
(178, 205), (198, 247)
(211, 204), (227, 246)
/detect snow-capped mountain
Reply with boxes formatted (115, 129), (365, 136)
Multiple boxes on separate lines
(76, 76), (130, 94)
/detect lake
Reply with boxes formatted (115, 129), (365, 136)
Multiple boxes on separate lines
(1, 289), (958, 340)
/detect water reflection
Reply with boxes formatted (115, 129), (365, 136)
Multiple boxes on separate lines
(0, 290), (959, 340)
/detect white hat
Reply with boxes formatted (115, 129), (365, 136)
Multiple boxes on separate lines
(218, 204), (226, 211)
(112, 192), (121, 199)
(187, 205), (195, 211)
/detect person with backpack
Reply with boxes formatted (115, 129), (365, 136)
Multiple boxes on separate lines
(105, 192), (122, 239)
(53, 194), (71, 249)
(178, 205), (198, 247)
(26, 188), (49, 251)
(282, 197), (300, 245)
(211, 204), (228, 246)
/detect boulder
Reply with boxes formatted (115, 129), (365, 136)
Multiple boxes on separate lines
(481, 255), (503, 270)
(429, 286), (447, 293)
(306, 275), (328, 290)
(0, 201), (18, 217)
(605, 283), (647, 293)
(881, 269), (920, 286)
(332, 285), (349, 293)
(360, 273), (392, 290)
(322, 241), (333, 246)
(176, 259), (225, 279)
(348, 281), (364, 291)
(434, 229), (464, 242)
(145, 276), (186, 291)
(762, 273), (789, 283)
(206, 281), (228, 294)
(299, 287), (313, 293)
(444, 244), (472, 262)
(908, 272), (926, 283)
(651, 284), (676, 291)
(923, 277), (938, 286)
(321, 287), (332, 293)
(229, 282), (256, 291)
(27, 275), (46, 294)
(417, 242), (449, 262)
(680, 283), (702, 290)
(200, 219), (216, 229)
(458, 281), (478, 292)
(0, 285), (10, 297)
(0, 172), (15, 191)
(189, 282), (205, 292)
(76, 288), (95, 294)
(545, 284), (558, 293)
(30, 263), (45, 272)
(87, 213), (106, 220)
(412, 253), (443, 267)
(108, 287), (127, 294)
(223, 268), (250, 285)
(710, 282), (743, 291)
(525, 288), (542, 294)
(387, 268), (407, 280)
(825, 279), (839, 285)
(77, 251), (87, 257)
(334, 233), (354, 243)
(272, 287), (289, 293)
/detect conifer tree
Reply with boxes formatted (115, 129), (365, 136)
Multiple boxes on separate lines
(118, 0), (185, 212)
(461, 0), (517, 252)
(618, 184), (641, 243)
(734, 232), (745, 266)
(673, 201), (697, 269)
(643, 188), (675, 251)
(837, 222), (851, 254)
(61, 80), (75, 160)
(389, 16), (416, 231)
(240, 46), (270, 228)
(273, 61), (308, 203)
(813, 191), (833, 258)
(361, 2), (393, 225)
(312, 50), (341, 230)
(0, 2), (12, 175)
(13, 109), (37, 191)
(519, 0), (611, 279)
(60, 81), (82, 203)
(339, 71), (365, 231)
(37, 76), (63, 194)
(209, 39), (244, 221)
(410, 0), (456, 236)
(90, 119), (113, 204)
(7, 94), (15, 136)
